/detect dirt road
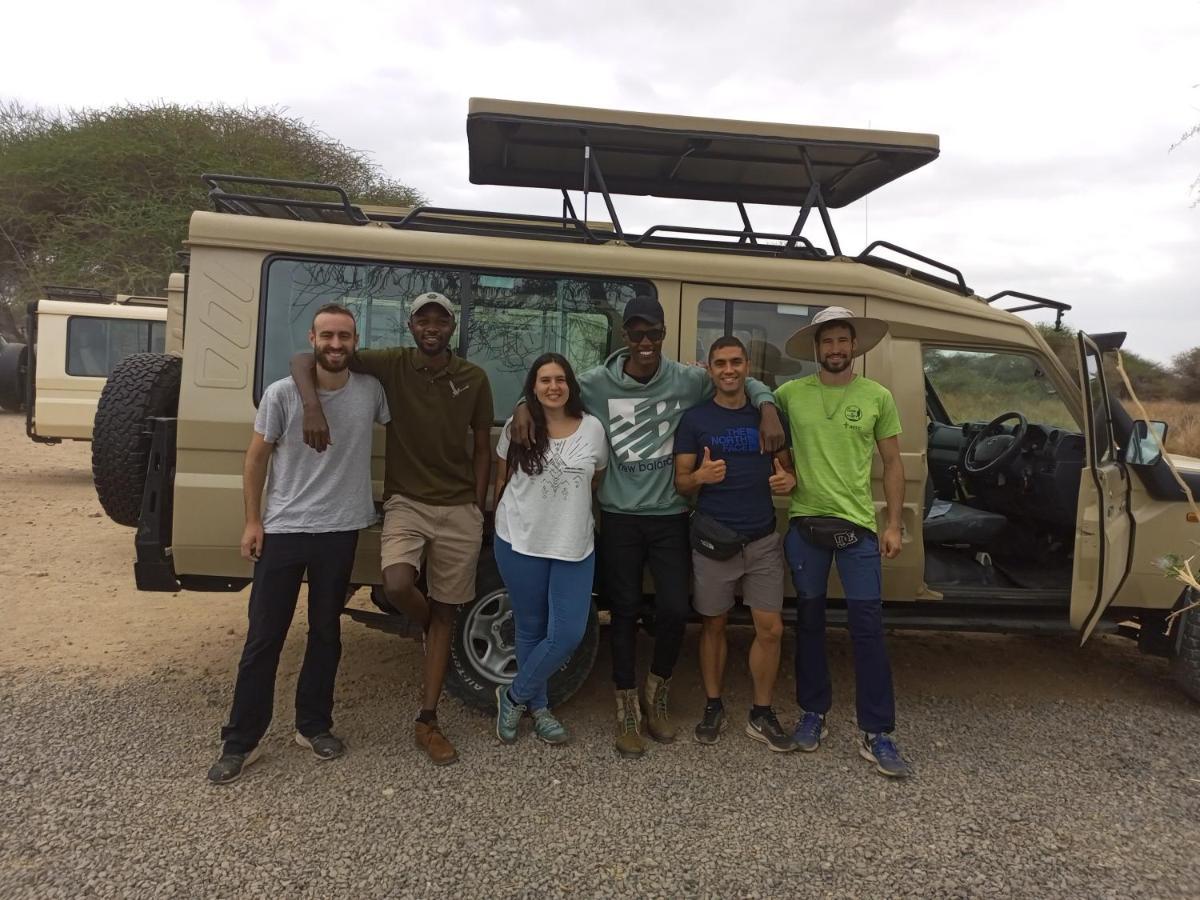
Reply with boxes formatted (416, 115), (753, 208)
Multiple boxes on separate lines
(2, 409), (1199, 898)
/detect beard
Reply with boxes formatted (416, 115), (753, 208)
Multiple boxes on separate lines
(316, 348), (349, 373)
(818, 354), (851, 374)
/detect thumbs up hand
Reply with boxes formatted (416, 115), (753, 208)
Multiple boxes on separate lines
(768, 457), (795, 495)
(695, 446), (727, 485)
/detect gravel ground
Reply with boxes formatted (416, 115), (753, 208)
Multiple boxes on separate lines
(3, 412), (1200, 898)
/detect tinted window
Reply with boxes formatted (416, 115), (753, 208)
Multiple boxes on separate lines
(697, 297), (825, 389)
(66, 317), (165, 377)
(261, 258), (647, 417)
(923, 348), (1077, 432)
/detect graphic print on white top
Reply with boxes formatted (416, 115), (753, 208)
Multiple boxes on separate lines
(607, 397), (682, 462)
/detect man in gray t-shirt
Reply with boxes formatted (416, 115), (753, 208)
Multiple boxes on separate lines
(208, 304), (389, 785)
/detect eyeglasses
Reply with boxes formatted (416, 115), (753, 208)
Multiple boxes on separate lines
(625, 327), (665, 344)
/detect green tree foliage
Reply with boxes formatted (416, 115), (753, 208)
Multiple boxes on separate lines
(1034, 322), (1177, 400)
(1172, 347), (1200, 402)
(0, 102), (424, 338)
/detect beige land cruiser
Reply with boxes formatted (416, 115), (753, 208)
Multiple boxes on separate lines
(91, 100), (1200, 711)
(17, 285), (175, 443)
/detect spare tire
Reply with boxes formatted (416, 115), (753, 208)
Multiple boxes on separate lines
(92, 353), (182, 527)
(0, 342), (27, 412)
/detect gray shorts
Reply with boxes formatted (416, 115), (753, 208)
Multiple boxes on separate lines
(692, 532), (785, 617)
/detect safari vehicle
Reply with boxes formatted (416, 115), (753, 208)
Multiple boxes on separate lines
(22, 285), (174, 443)
(93, 99), (1200, 711)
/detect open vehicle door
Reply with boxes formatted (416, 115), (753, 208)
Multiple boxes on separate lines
(1070, 333), (1134, 643)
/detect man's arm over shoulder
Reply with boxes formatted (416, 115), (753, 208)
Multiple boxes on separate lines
(576, 364), (606, 416)
(349, 348), (396, 379)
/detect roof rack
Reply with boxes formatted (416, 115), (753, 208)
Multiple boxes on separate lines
(43, 285), (115, 303)
(986, 290), (1072, 330)
(202, 174), (370, 225)
(856, 241), (971, 296)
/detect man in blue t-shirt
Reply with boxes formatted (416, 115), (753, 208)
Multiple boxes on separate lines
(674, 336), (798, 752)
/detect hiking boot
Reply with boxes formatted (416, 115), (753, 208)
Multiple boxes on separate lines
(294, 731), (345, 760)
(532, 709), (570, 745)
(860, 732), (913, 778)
(792, 711), (829, 753)
(746, 708), (798, 752)
(614, 689), (646, 759)
(694, 703), (726, 745)
(206, 745), (261, 785)
(415, 720), (459, 766)
(495, 685), (526, 745)
(640, 673), (678, 744)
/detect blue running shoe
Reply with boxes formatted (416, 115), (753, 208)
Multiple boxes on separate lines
(495, 685), (525, 745)
(860, 732), (912, 778)
(792, 711), (828, 752)
(532, 709), (570, 745)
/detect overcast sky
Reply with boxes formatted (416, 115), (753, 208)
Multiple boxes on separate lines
(5, 0), (1199, 362)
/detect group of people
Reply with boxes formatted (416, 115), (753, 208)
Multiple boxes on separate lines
(207, 290), (913, 785)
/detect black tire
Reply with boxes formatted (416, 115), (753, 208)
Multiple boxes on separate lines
(92, 353), (182, 527)
(446, 551), (600, 713)
(1171, 589), (1200, 703)
(0, 342), (27, 412)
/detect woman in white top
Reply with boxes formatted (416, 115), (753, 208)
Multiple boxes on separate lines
(492, 352), (608, 745)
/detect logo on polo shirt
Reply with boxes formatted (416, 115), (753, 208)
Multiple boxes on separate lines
(844, 405), (862, 422)
(448, 379), (469, 398)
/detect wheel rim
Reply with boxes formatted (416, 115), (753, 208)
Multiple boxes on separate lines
(463, 588), (518, 684)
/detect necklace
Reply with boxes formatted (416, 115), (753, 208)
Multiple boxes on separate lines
(819, 380), (850, 420)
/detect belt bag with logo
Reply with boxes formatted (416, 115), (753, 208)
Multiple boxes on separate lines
(689, 511), (749, 561)
(795, 516), (872, 551)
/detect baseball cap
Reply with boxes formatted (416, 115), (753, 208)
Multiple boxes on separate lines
(410, 291), (455, 320)
(623, 294), (665, 326)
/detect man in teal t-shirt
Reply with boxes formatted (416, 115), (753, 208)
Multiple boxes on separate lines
(775, 306), (912, 778)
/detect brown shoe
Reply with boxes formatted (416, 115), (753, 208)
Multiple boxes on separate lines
(614, 689), (646, 759)
(641, 673), (678, 744)
(414, 720), (459, 766)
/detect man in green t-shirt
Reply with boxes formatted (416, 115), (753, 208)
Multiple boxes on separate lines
(775, 306), (912, 778)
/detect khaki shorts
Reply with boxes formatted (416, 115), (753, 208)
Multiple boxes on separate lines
(692, 532), (785, 617)
(381, 494), (483, 605)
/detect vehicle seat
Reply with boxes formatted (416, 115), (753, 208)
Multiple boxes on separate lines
(922, 478), (1008, 546)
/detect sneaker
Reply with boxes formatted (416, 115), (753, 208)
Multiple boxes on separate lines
(745, 708), (798, 752)
(294, 731), (345, 760)
(792, 711), (829, 753)
(614, 689), (647, 759)
(640, 673), (678, 744)
(414, 720), (459, 766)
(860, 732), (913, 778)
(694, 704), (727, 745)
(495, 685), (526, 745)
(206, 745), (262, 785)
(532, 709), (570, 745)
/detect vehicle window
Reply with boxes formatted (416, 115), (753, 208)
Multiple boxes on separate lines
(696, 298), (824, 388)
(1081, 344), (1114, 464)
(66, 316), (165, 377)
(922, 348), (1077, 431)
(261, 258), (645, 417)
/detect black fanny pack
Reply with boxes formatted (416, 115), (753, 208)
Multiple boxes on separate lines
(795, 516), (872, 550)
(689, 511), (774, 561)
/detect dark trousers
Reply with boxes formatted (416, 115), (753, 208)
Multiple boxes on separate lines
(221, 531), (359, 754)
(783, 520), (896, 734)
(601, 511), (690, 690)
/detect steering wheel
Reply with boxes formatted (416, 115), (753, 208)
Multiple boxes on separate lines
(962, 411), (1028, 476)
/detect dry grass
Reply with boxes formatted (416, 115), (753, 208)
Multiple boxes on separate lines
(1138, 400), (1200, 459)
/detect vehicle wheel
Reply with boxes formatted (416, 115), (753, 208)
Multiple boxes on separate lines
(446, 553), (600, 713)
(0, 342), (27, 412)
(92, 353), (182, 527)
(1170, 589), (1200, 703)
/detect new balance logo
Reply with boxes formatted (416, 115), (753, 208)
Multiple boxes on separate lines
(608, 397), (682, 462)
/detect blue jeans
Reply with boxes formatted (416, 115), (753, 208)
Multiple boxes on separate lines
(494, 537), (594, 711)
(784, 520), (896, 734)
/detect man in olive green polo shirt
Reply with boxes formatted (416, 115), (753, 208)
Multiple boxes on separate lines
(292, 292), (493, 766)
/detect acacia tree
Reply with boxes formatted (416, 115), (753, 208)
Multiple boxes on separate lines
(0, 102), (424, 339)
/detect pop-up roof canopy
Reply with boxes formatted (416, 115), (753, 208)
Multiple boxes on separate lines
(467, 98), (939, 208)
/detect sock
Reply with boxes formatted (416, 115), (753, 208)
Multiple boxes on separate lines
(416, 708), (437, 725)
(705, 697), (723, 712)
(751, 704), (772, 719)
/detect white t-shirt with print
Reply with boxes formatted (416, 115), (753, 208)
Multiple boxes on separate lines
(495, 414), (608, 561)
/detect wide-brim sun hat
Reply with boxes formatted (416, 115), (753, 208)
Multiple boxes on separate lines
(784, 306), (890, 360)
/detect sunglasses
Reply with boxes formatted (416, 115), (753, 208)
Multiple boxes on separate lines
(625, 327), (665, 344)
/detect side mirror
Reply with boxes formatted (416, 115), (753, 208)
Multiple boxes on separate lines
(1122, 419), (1168, 466)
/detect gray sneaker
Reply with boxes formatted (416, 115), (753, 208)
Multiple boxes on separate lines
(206, 745), (262, 785)
(294, 731), (345, 760)
(694, 704), (727, 745)
(745, 708), (798, 752)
